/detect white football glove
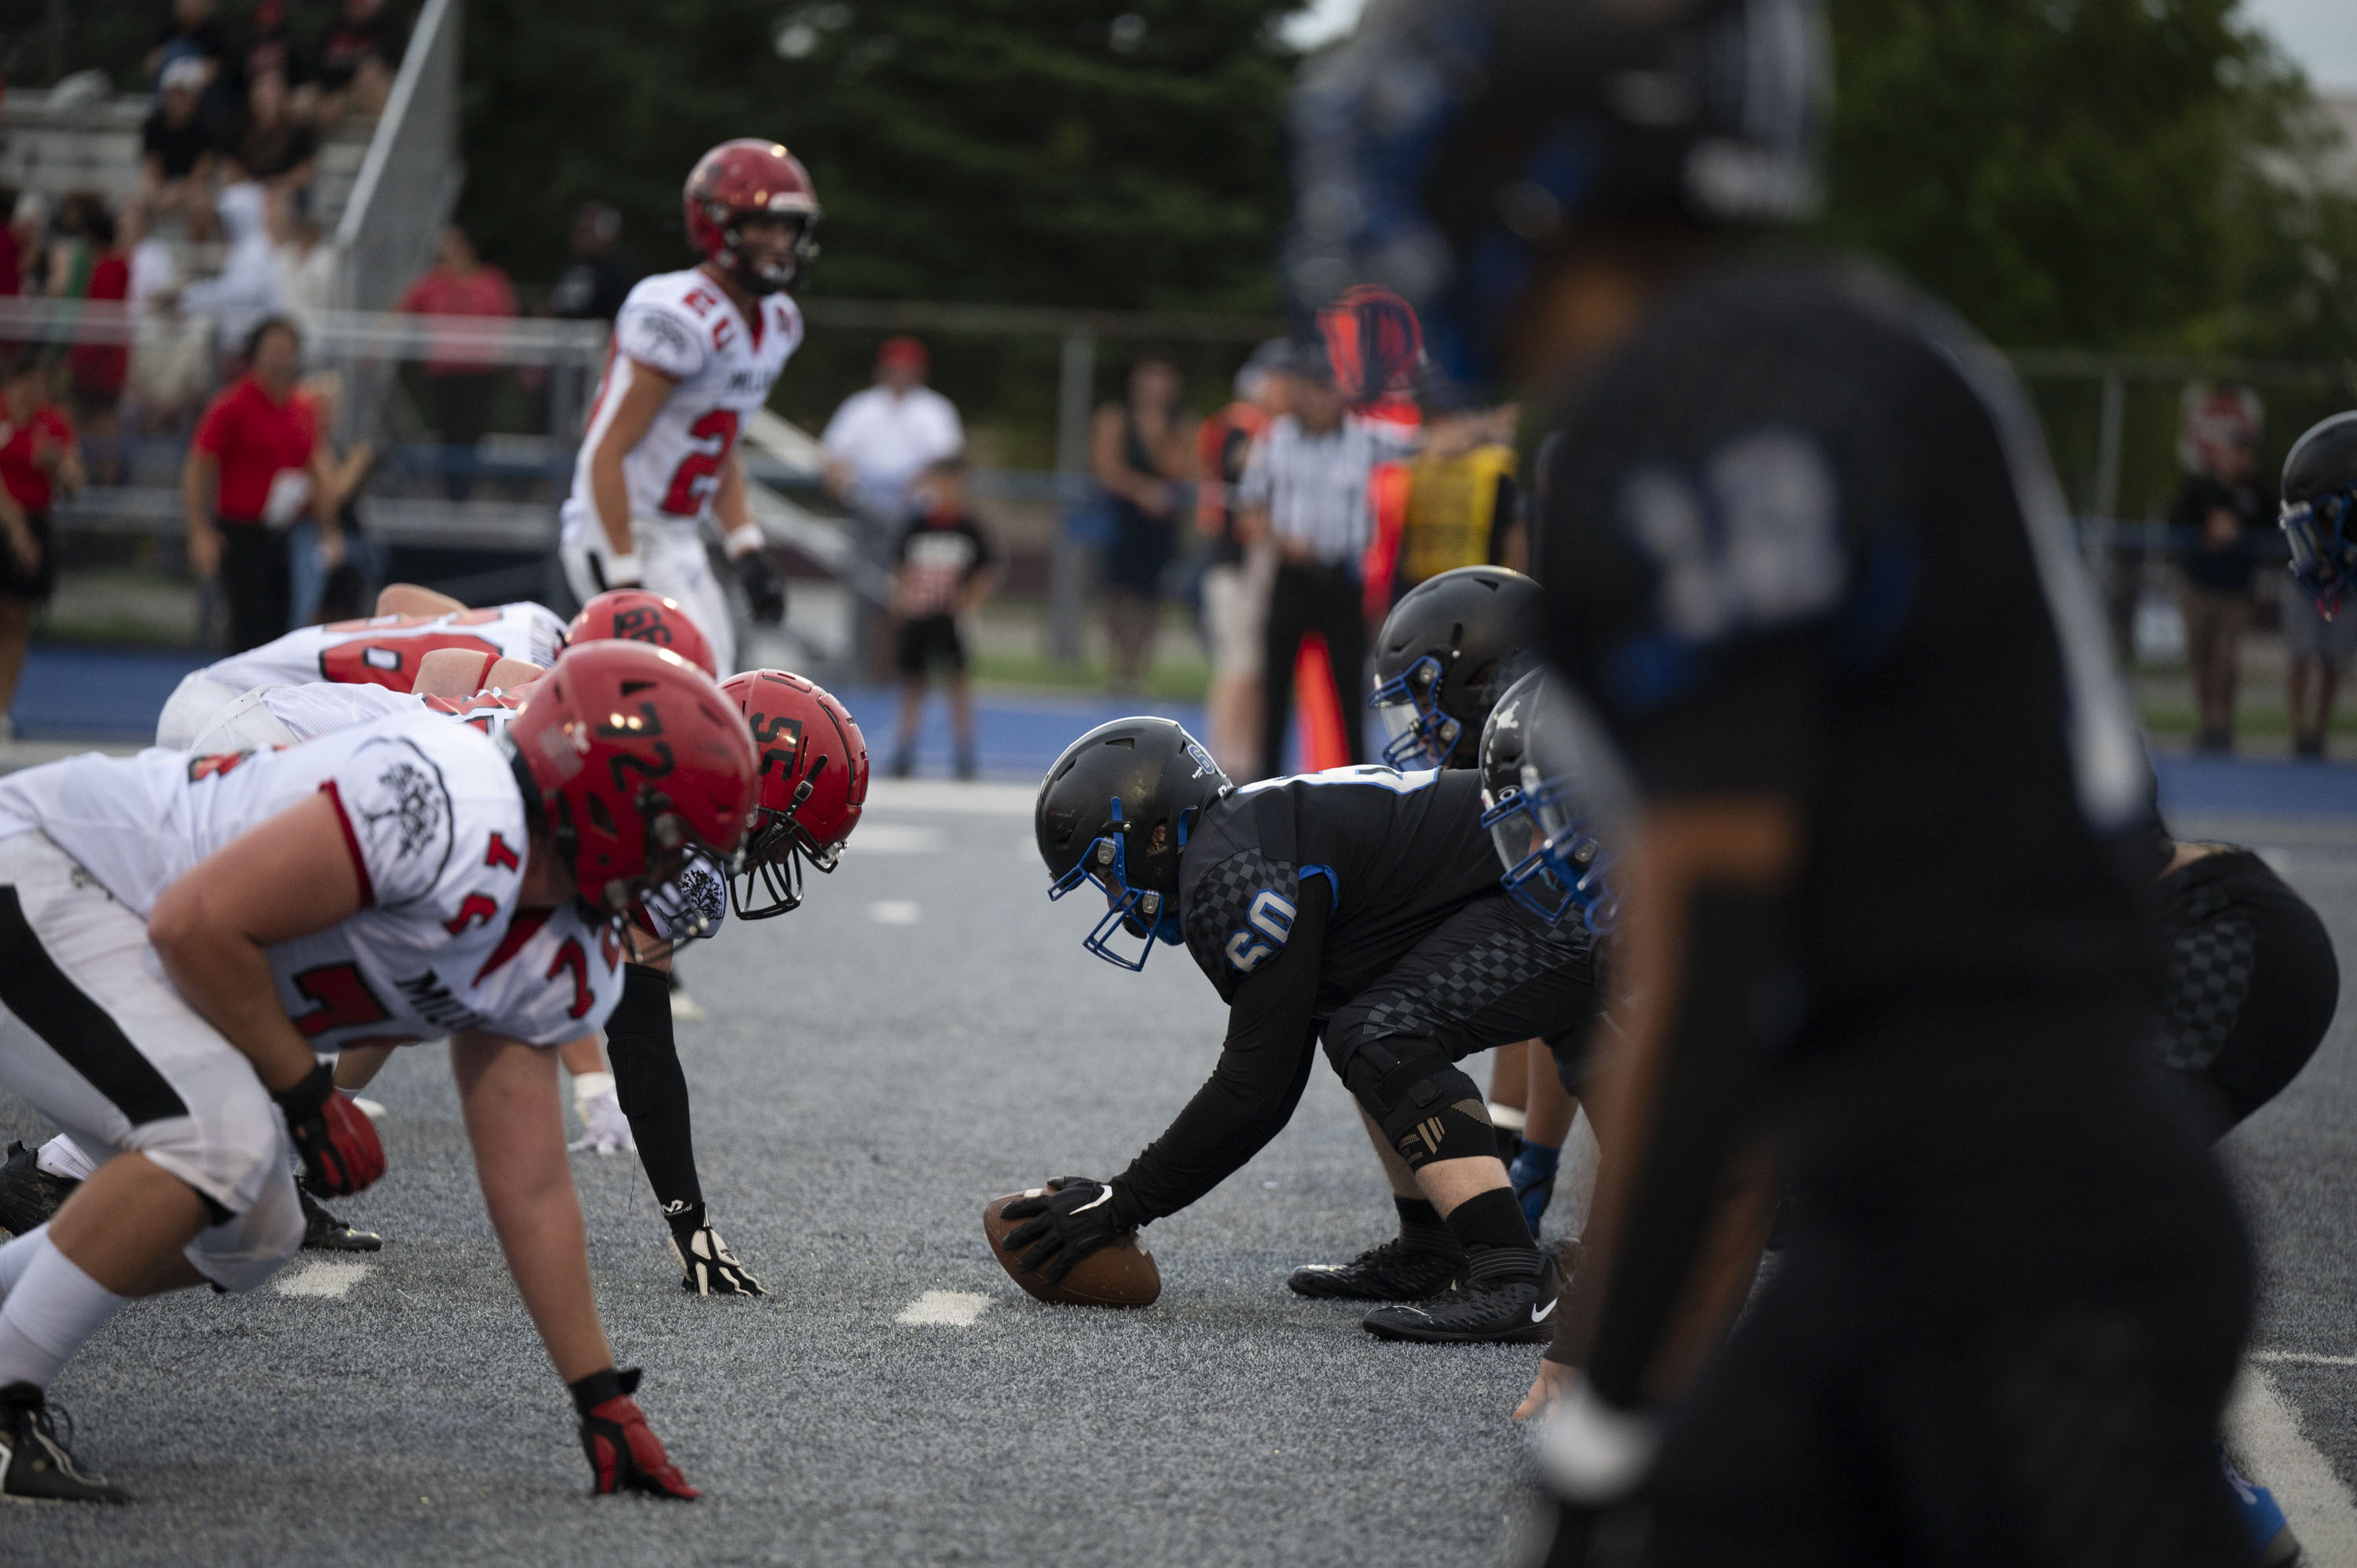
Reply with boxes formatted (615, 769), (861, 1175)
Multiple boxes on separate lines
(671, 1223), (765, 1297)
(567, 1079), (636, 1156)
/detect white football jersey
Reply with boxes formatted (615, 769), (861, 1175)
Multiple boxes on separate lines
(200, 602), (570, 698)
(0, 712), (625, 1050)
(243, 680), (728, 946)
(561, 266), (804, 540)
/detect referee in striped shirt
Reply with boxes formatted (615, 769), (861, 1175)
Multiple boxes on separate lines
(1235, 341), (1417, 775)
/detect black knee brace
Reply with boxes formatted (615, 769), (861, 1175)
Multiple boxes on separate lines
(1328, 1033), (1495, 1168)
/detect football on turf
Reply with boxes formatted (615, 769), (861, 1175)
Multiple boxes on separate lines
(984, 1191), (1160, 1308)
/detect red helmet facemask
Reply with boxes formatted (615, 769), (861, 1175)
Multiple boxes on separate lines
(683, 139), (820, 295)
(718, 669), (869, 918)
(505, 642), (758, 926)
(566, 588), (718, 679)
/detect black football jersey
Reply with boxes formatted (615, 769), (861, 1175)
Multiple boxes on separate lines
(1540, 259), (2152, 1031)
(1177, 765), (1501, 1014)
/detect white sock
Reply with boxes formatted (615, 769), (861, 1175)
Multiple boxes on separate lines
(35, 1135), (97, 1183)
(0, 1236), (129, 1390)
(0, 1225), (46, 1302)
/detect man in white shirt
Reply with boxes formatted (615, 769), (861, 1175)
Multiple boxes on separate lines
(820, 336), (964, 526)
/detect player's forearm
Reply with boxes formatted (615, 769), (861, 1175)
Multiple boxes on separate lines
(453, 1031), (614, 1383)
(148, 921), (318, 1094)
(589, 445), (636, 561)
(1564, 804), (1799, 1407)
(715, 453), (755, 548)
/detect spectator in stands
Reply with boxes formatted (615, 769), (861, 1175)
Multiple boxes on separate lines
(144, 0), (230, 101)
(1193, 340), (1287, 778)
(143, 57), (222, 242)
(1236, 339), (1417, 775)
(2170, 383), (2273, 753)
(823, 336), (965, 523)
(1091, 358), (1196, 696)
(0, 356), (84, 738)
(317, 0), (402, 125)
(396, 225), (518, 501)
(182, 316), (343, 651)
(57, 198), (131, 483)
(887, 456), (996, 780)
(1390, 379), (1519, 599)
(226, 68), (317, 206)
(0, 189), (18, 301)
(174, 178), (284, 353)
(240, 0), (317, 123)
(10, 193), (50, 294)
(271, 203), (335, 339)
(548, 201), (640, 323)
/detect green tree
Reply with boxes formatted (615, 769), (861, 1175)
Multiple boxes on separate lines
(1818, 0), (2355, 356)
(457, 0), (1296, 310)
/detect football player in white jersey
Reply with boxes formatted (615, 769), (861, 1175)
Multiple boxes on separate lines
(558, 138), (810, 676)
(155, 584), (570, 749)
(0, 642), (754, 1501)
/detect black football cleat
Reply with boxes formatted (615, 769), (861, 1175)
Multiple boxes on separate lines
(0, 1383), (128, 1504)
(1360, 1247), (1560, 1343)
(1288, 1235), (1466, 1302)
(299, 1187), (383, 1252)
(0, 1142), (76, 1239)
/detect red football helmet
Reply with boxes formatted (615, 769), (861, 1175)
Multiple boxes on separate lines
(507, 642), (758, 921)
(718, 669), (869, 919)
(566, 589), (718, 679)
(683, 139), (820, 294)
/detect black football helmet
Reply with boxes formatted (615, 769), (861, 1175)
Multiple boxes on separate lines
(2281, 411), (2357, 619)
(1037, 718), (1232, 971)
(1478, 670), (1620, 933)
(1370, 566), (1545, 770)
(1285, 0), (1827, 387)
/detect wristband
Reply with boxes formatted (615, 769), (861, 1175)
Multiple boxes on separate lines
(724, 523), (765, 558)
(569, 1364), (639, 1416)
(603, 549), (643, 584)
(273, 1060), (335, 1115)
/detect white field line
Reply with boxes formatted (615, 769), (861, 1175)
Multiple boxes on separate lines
(2227, 1368), (2357, 1563)
(868, 899), (922, 925)
(896, 1290), (992, 1327)
(863, 779), (1035, 816)
(273, 1259), (372, 1299)
(2253, 1350), (2357, 1367)
(842, 823), (945, 855)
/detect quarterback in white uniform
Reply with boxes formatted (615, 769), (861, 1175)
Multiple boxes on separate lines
(156, 593), (570, 749)
(0, 643), (753, 1502)
(559, 138), (812, 676)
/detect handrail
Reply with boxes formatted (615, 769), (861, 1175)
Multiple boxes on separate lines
(333, 0), (456, 264)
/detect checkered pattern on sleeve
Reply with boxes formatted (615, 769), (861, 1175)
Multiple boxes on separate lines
(2152, 884), (2256, 1072)
(1359, 914), (1594, 1044)
(1182, 850), (1296, 998)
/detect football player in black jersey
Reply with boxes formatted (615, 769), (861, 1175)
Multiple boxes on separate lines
(1368, 566), (1588, 1230)
(1010, 716), (1602, 1343)
(1287, 0), (2255, 1561)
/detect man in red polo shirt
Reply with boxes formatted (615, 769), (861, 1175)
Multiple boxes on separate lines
(182, 317), (343, 652)
(396, 224), (518, 500)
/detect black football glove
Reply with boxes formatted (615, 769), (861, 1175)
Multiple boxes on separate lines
(733, 547), (786, 625)
(669, 1218), (765, 1297)
(570, 1366), (698, 1500)
(275, 1062), (385, 1197)
(1000, 1176), (1131, 1284)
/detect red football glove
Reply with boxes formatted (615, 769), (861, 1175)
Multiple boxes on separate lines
(572, 1367), (698, 1500)
(274, 1063), (385, 1196)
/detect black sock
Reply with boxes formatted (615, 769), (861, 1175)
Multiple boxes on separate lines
(1443, 1187), (1540, 1262)
(1394, 1195), (1459, 1254)
(604, 962), (704, 1230)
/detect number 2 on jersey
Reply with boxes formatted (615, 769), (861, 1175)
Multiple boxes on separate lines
(660, 408), (741, 516)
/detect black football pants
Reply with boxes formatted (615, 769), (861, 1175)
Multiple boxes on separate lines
(1260, 561), (1369, 777)
(1618, 1005), (2253, 1568)
(1321, 895), (1599, 1150)
(2149, 848), (2339, 1143)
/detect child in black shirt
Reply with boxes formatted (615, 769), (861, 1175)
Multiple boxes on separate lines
(889, 456), (995, 779)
